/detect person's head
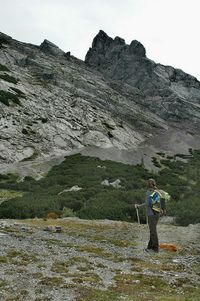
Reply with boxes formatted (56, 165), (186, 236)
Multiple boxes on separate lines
(147, 178), (156, 189)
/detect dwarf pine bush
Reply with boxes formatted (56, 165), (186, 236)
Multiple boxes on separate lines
(0, 152), (200, 225)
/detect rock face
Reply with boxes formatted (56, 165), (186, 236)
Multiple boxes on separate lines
(39, 39), (64, 56)
(1, 30), (200, 165)
(0, 32), (144, 163)
(85, 30), (200, 121)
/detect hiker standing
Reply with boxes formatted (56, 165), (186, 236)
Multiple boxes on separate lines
(135, 178), (161, 253)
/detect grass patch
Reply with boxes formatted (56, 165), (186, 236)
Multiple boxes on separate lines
(0, 279), (8, 288)
(37, 263), (47, 269)
(76, 244), (113, 258)
(76, 287), (119, 301)
(35, 297), (52, 301)
(72, 272), (101, 285)
(51, 260), (69, 274)
(39, 276), (65, 287)
(13, 218), (126, 235)
(0, 189), (24, 205)
(6, 249), (39, 266)
(71, 257), (94, 272)
(105, 269), (200, 301)
(130, 256), (186, 274)
(89, 235), (136, 247)
(0, 256), (8, 263)
(32, 272), (43, 279)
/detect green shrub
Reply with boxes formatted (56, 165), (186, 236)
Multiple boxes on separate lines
(170, 198), (200, 226)
(23, 176), (35, 182)
(0, 152), (200, 225)
(61, 207), (75, 218)
(0, 64), (10, 72)
(0, 90), (21, 106)
(0, 173), (19, 184)
(0, 74), (18, 84)
(152, 157), (161, 168)
(78, 191), (133, 221)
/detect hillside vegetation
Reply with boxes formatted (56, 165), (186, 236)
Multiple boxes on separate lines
(0, 150), (200, 226)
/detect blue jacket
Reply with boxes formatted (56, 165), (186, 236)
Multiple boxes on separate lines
(139, 189), (160, 216)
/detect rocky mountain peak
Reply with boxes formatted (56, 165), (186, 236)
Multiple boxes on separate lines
(85, 31), (200, 123)
(91, 30), (113, 49)
(1, 30), (200, 166)
(39, 39), (64, 56)
(113, 36), (126, 46)
(89, 30), (144, 56)
(129, 39), (146, 57)
(85, 31), (146, 67)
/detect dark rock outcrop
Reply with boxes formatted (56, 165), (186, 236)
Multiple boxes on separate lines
(85, 31), (200, 121)
(40, 39), (64, 56)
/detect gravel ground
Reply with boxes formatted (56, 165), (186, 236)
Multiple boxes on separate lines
(0, 218), (200, 301)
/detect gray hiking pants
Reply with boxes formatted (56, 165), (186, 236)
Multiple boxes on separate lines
(147, 214), (159, 252)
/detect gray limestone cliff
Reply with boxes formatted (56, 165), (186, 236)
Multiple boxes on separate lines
(1, 30), (200, 167)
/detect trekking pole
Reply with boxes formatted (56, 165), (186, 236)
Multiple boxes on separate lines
(136, 207), (140, 225)
(135, 206), (144, 248)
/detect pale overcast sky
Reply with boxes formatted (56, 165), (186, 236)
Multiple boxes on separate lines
(0, 0), (200, 80)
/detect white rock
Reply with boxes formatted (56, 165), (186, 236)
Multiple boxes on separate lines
(58, 185), (82, 194)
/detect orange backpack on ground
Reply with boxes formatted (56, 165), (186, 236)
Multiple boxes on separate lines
(159, 243), (177, 252)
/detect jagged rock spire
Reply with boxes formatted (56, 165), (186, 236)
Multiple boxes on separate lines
(40, 39), (64, 56)
(86, 30), (146, 64)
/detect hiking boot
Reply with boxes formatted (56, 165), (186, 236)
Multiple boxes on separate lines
(144, 248), (153, 252)
(144, 248), (158, 253)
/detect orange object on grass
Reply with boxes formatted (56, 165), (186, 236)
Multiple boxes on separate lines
(46, 212), (59, 219)
(159, 243), (177, 252)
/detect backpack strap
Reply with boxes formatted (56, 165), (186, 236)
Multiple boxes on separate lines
(149, 190), (161, 204)
(149, 190), (162, 213)
(155, 189), (165, 198)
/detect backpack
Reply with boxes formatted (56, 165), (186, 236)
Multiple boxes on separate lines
(149, 189), (170, 214)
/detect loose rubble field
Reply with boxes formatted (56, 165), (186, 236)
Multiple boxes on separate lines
(0, 218), (200, 301)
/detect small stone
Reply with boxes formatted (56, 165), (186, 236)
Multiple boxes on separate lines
(55, 226), (62, 233)
(43, 226), (53, 232)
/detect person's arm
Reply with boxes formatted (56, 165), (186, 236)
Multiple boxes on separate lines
(135, 202), (146, 208)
